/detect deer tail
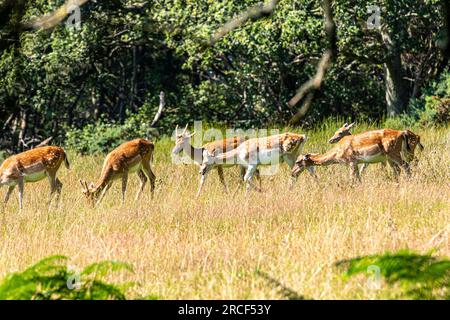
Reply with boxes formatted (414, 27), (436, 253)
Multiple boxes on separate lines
(63, 149), (71, 170)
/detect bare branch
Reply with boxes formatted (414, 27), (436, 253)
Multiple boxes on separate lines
(288, 0), (337, 125)
(150, 91), (165, 127)
(209, 0), (280, 45)
(34, 137), (53, 149)
(288, 50), (333, 108)
(25, 0), (89, 30)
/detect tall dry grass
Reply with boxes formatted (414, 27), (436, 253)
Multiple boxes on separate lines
(0, 124), (449, 299)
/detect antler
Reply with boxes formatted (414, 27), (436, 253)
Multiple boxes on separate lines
(79, 179), (90, 191)
(182, 124), (188, 135)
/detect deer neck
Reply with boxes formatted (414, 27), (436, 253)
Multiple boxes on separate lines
(184, 142), (204, 165)
(91, 168), (114, 195)
(309, 151), (339, 166)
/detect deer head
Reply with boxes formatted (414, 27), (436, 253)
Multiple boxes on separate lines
(328, 122), (355, 144)
(172, 124), (196, 155)
(291, 153), (316, 177)
(79, 179), (97, 204)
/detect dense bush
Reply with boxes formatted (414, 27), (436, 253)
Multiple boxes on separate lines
(65, 108), (159, 154)
(420, 70), (450, 125)
(406, 69), (450, 126)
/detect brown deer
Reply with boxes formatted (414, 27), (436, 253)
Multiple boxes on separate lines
(328, 123), (423, 175)
(292, 129), (423, 181)
(80, 138), (156, 206)
(200, 133), (311, 195)
(0, 146), (70, 209)
(172, 124), (261, 194)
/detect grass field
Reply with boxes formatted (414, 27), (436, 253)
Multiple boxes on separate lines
(0, 122), (449, 299)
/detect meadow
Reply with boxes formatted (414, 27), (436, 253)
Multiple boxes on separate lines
(0, 121), (449, 299)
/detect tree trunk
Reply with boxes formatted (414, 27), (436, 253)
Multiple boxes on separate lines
(382, 31), (409, 116)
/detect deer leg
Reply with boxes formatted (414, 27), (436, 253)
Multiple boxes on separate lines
(283, 155), (297, 188)
(55, 178), (63, 203)
(96, 182), (112, 206)
(142, 161), (156, 195)
(244, 165), (260, 194)
(135, 170), (148, 201)
(231, 166), (246, 196)
(239, 166), (246, 180)
(17, 178), (24, 210)
(254, 169), (262, 190)
(402, 162), (411, 177)
(47, 171), (62, 207)
(389, 154), (411, 178)
(47, 173), (56, 207)
(3, 186), (15, 210)
(217, 166), (229, 193)
(359, 163), (369, 175)
(196, 174), (207, 198)
(387, 159), (400, 179)
(349, 162), (361, 183)
(121, 173), (128, 205)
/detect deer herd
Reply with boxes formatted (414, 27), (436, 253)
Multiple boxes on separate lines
(0, 123), (423, 210)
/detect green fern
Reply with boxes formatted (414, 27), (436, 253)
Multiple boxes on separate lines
(336, 250), (450, 299)
(0, 256), (134, 300)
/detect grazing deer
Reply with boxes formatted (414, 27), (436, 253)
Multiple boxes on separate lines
(292, 129), (423, 181)
(328, 124), (424, 175)
(80, 138), (156, 206)
(199, 133), (311, 195)
(0, 146), (70, 210)
(172, 124), (261, 194)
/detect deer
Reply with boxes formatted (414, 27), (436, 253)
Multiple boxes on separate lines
(328, 123), (424, 175)
(0, 146), (70, 210)
(171, 124), (261, 195)
(80, 138), (156, 206)
(199, 132), (313, 196)
(292, 128), (423, 182)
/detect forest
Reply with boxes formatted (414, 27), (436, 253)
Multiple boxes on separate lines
(0, 0), (449, 154)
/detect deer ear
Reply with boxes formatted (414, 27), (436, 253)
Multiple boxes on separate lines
(343, 123), (348, 127)
(88, 182), (95, 190)
(303, 154), (311, 161)
(347, 122), (355, 129)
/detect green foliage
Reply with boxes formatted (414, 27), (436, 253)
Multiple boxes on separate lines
(0, 0), (447, 152)
(65, 109), (158, 154)
(65, 122), (128, 155)
(0, 255), (134, 300)
(421, 70), (450, 125)
(0, 150), (8, 163)
(407, 69), (450, 126)
(336, 250), (450, 299)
